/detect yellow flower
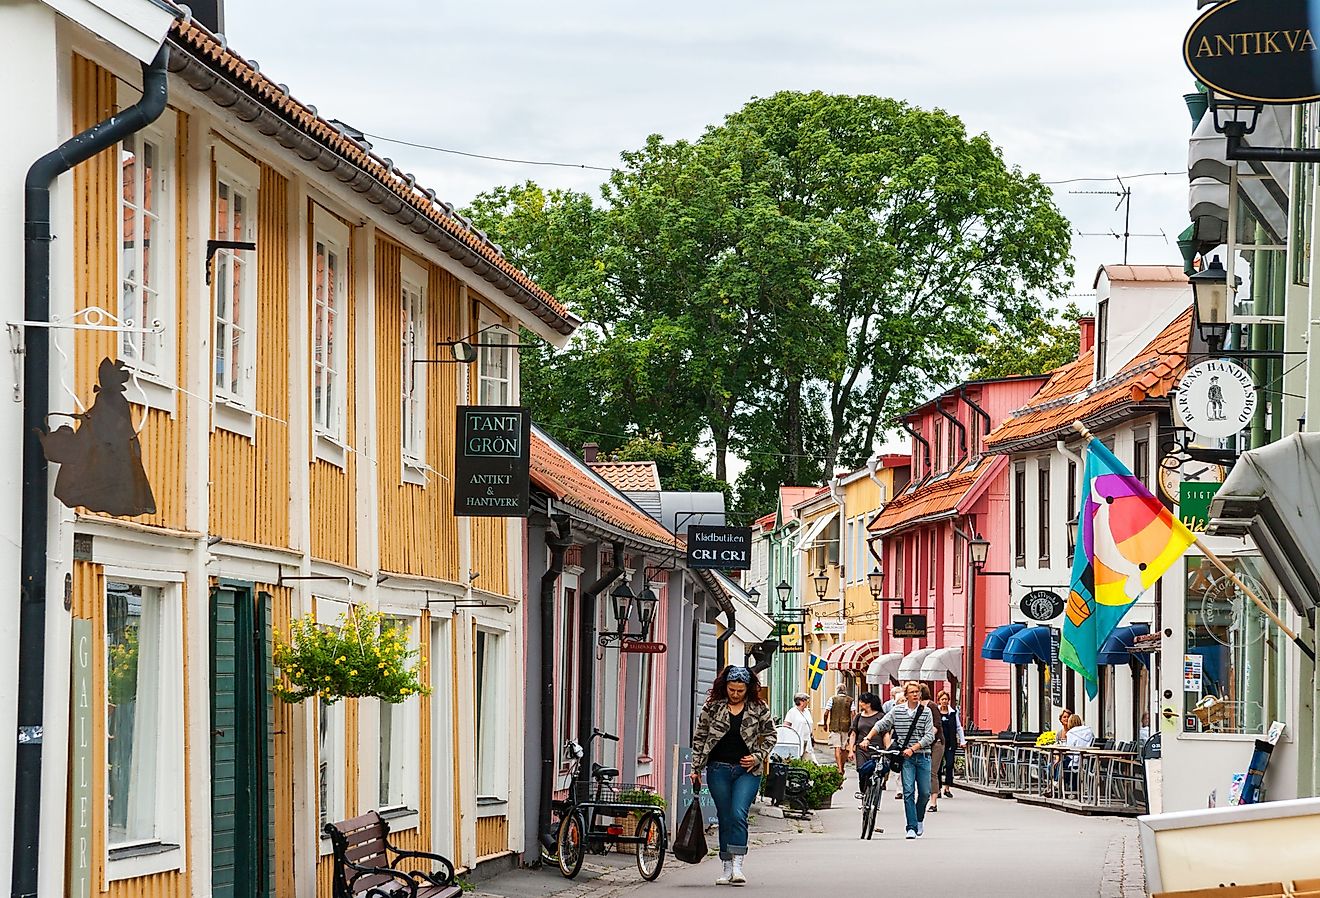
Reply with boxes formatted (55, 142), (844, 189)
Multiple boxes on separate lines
(349, 669), (357, 676)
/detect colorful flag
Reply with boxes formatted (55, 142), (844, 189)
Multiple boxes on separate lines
(807, 653), (827, 690)
(1062, 437), (1195, 697)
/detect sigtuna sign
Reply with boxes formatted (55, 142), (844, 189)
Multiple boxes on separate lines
(1184, 0), (1320, 103)
(453, 406), (531, 516)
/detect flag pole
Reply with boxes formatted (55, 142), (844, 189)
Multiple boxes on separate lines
(1191, 536), (1315, 662)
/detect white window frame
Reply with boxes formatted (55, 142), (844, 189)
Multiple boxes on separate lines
(116, 91), (176, 409)
(474, 626), (509, 803)
(401, 258), (428, 480)
(378, 614), (421, 826)
(212, 144), (260, 430)
(312, 207), (350, 453)
(316, 596), (349, 854)
(476, 320), (517, 406)
(102, 571), (186, 882)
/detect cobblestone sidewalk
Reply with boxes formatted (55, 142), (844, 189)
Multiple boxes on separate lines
(1100, 823), (1146, 898)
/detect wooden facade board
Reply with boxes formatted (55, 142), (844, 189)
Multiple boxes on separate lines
(475, 816), (508, 859)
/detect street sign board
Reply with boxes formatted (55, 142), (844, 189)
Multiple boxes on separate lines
(1049, 627), (1064, 709)
(776, 621), (804, 654)
(685, 525), (752, 570)
(621, 641), (668, 654)
(1180, 481), (1222, 532)
(1175, 360), (1256, 440)
(1020, 589), (1066, 622)
(453, 406), (530, 516)
(1184, 0), (1320, 104)
(69, 619), (92, 898)
(812, 617), (846, 635)
(675, 747), (719, 825)
(892, 613), (927, 639)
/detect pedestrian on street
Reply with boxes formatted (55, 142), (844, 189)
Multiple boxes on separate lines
(847, 692), (884, 799)
(821, 685), (854, 772)
(920, 684), (946, 813)
(934, 690), (965, 800)
(881, 684), (903, 714)
(691, 665), (778, 886)
(859, 681), (936, 839)
(783, 692), (815, 759)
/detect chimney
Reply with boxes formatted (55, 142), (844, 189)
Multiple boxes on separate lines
(190, 0), (225, 33)
(1077, 316), (1096, 355)
(582, 442), (599, 463)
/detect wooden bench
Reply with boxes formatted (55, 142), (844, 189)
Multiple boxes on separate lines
(1152, 884), (1285, 898)
(324, 811), (462, 898)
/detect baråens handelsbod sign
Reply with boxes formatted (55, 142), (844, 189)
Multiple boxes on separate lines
(1175, 360), (1256, 440)
(1184, 0), (1320, 104)
(453, 406), (530, 517)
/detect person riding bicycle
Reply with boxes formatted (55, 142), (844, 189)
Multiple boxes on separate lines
(859, 681), (936, 840)
(847, 692), (884, 798)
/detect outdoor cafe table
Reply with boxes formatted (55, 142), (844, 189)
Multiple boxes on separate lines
(1027, 745), (1140, 808)
(962, 737), (1016, 789)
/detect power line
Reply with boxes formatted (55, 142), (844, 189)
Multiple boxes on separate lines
(361, 132), (615, 172)
(1044, 170), (1186, 185)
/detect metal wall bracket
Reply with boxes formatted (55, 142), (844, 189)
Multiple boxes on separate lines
(6, 307), (165, 401)
(275, 567), (352, 588)
(205, 239), (256, 286)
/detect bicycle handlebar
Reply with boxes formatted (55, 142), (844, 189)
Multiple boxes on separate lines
(593, 728), (620, 742)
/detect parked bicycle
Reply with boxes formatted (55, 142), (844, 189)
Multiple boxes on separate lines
(859, 750), (901, 840)
(554, 728), (667, 881)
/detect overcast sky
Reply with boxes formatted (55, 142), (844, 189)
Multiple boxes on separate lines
(223, 0), (1199, 305)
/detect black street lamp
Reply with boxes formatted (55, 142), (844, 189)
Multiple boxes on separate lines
(599, 581), (658, 646)
(775, 579), (792, 608)
(812, 569), (830, 600)
(1067, 515), (1080, 549)
(1189, 255), (1239, 353)
(867, 568), (884, 600)
(634, 587), (659, 634)
(610, 582), (634, 629)
(968, 534), (991, 570)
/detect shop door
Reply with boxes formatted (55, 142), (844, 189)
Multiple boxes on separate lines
(211, 585), (275, 898)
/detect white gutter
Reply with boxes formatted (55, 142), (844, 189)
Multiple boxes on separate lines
(829, 474), (846, 611)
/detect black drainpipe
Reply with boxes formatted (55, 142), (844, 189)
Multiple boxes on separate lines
(715, 601), (735, 669)
(959, 385), (992, 450)
(899, 417), (932, 478)
(13, 46), (170, 898)
(537, 513), (572, 853)
(934, 400), (968, 467)
(578, 542), (624, 788)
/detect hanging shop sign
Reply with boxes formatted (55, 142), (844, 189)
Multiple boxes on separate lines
(1175, 360), (1256, 440)
(1184, 0), (1320, 104)
(69, 619), (93, 898)
(1049, 627), (1064, 709)
(892, 613), (927, 639)
(1180, 481), (1224, 532)
(812, 616), (847, 635)
(621, 641), (668, 654)
(453, 406), (530, 516)
(685, 525), (752, 570)
(1020, 589), (1066, 622)
(776, 621), (805, 654)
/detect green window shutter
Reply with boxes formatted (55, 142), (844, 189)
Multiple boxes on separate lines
(210, 587), (239, 898)
(259, 593), (276, 898)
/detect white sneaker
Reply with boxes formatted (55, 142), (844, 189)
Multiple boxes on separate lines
(916, 822), (925, 837)
(905, 829), (916, 839)
(716, 861), (733, 885)
(731, 857), (746, 885)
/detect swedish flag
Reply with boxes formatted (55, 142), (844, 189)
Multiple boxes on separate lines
(807, 653), (827, 690)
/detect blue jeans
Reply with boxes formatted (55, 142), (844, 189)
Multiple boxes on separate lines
(900, 752), (932, 832)
(706, 762), (761, 859)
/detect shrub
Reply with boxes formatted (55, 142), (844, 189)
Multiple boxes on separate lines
(618, 788), (666, 818)
(273, 608), (429, 704)
(786, 757), (844, 809)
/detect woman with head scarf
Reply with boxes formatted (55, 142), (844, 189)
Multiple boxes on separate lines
(690, 665), (778, 885)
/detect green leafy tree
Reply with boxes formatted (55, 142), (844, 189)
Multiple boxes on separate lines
(971, 302), (1085, 379)
(611, 436), (729, 497)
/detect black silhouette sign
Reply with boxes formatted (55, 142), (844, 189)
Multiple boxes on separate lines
(40, 358), (156, 517)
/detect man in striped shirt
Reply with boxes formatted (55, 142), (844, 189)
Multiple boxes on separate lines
(860, 681), (936, 839)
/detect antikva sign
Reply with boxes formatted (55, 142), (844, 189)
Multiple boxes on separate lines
(1184, 0), (1320, 103)
(453, 406), (530, 517)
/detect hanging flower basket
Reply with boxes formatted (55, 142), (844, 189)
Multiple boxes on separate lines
(272, 608), (429, 704)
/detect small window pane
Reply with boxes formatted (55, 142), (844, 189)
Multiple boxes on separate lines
(106, 581), (162, 846)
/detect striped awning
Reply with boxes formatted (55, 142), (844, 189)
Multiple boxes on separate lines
(821, 639), (880, 673)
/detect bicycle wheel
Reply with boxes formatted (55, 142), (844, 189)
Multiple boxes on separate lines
(557, 811), (585, 878)
(635, 811), (666, 881)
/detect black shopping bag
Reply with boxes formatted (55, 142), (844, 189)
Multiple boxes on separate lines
(672, 798), (708, 864)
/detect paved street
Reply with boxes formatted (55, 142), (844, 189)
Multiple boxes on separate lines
(472, 768), (1145, 898)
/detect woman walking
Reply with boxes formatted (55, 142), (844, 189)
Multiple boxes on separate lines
(934, 690), (964, 800)
(691, 666), (778, 886)
(859, 681), (936, 840)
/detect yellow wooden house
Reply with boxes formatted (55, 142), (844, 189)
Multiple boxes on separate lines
(1, 3), (579, 895)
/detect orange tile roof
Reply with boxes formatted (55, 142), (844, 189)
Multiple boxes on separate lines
(754, 511), (777, 531)
(985, 308), (1193, 453)
(167, 18), (578, 336)
(1094, 265), (1189, 286)
(587, 461), (662, 492)
(868, 454), (1004, 535)
(531, 431), (675, 547)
